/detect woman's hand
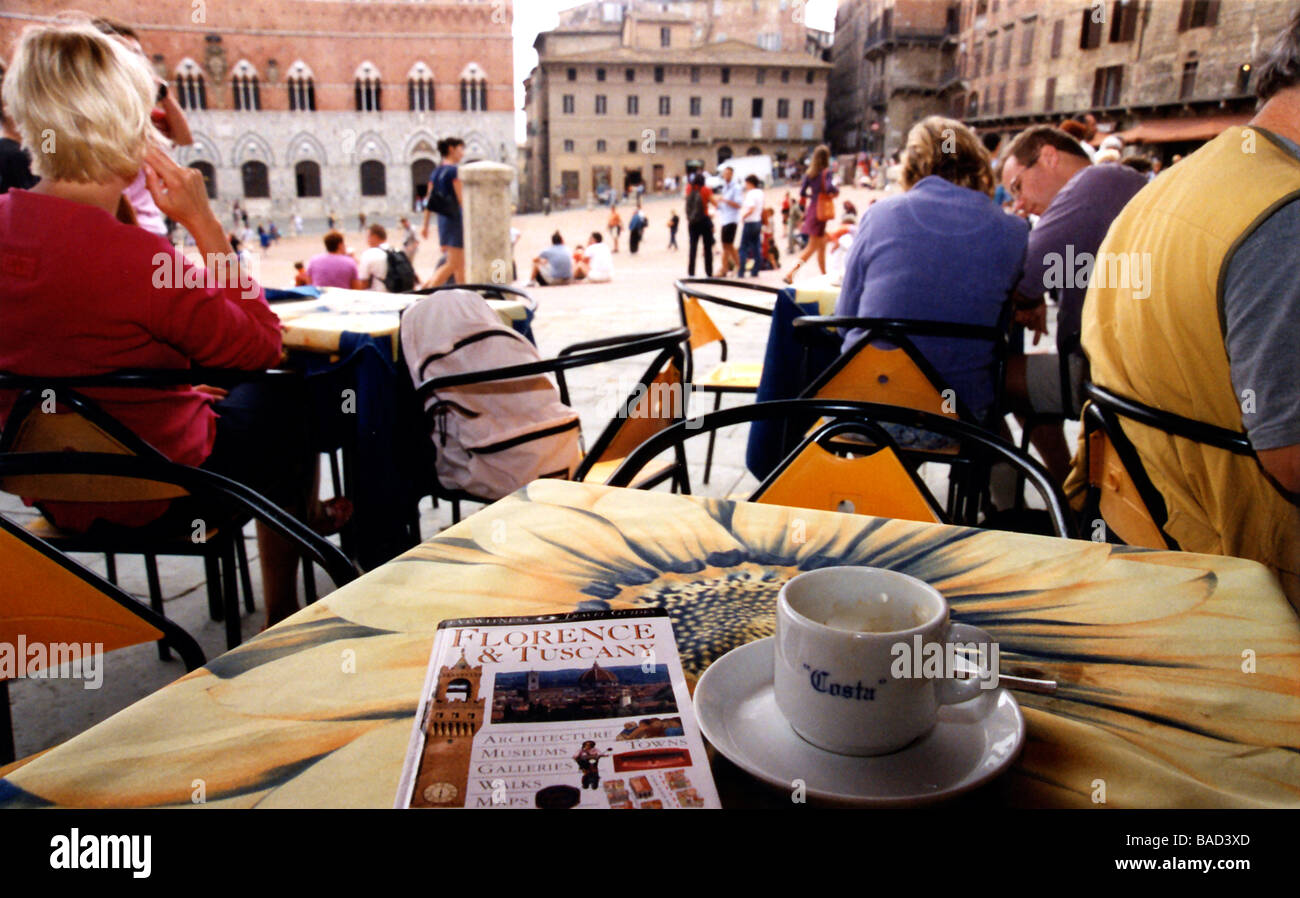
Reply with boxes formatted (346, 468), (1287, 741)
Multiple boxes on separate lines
(142, 146), (213, 231)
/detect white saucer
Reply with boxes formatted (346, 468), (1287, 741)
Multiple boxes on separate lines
(694, 638), (1025, 807)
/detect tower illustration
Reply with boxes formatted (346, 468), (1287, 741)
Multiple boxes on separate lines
(411, 652), (485, 808)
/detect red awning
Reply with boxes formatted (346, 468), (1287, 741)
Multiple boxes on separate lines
(1109, 113), (1254, 145)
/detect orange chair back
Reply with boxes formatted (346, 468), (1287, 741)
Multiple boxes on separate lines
(0, 409), (187, 503)
(810, 343), (959, 420)
(0, 520), (165, 673)
(590, 360), (687, 466)
(681, 296), (725, 351)
(1086, 428), (1171, 550)
(753, 439), (944, 524)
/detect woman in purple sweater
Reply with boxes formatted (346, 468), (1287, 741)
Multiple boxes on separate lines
(834, 117), (1028, 425)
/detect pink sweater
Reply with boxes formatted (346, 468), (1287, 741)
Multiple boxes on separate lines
(0, 189), (283, 527)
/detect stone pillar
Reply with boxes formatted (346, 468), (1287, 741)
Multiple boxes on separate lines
(460, 161), (515, 285)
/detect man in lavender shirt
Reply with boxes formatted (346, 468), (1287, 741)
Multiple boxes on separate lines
(1000, 126), (1148, 481)
(305, 230), (359, 289)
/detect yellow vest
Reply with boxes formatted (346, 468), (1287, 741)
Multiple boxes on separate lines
(1082, 126), (1300, 611)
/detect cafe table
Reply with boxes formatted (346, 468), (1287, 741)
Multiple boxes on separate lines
(274, 287), (532, 357)
(2, 480), (1298, 808)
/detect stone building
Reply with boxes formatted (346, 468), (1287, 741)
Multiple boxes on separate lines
(0, 0), (516, 225)
(829, 0), (1294, 160)
(828, 0), (960, 156)
(522, 2), (832, 211)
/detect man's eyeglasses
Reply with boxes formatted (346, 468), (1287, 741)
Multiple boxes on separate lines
(1008, 154), (1041, 200)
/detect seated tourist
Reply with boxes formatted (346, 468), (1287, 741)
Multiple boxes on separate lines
(0, 19), (312, 625)
(999, 125), (1148, 482)
(306, 229), (358, 288)
(573, 232), (613, 282)
(528, 231), (572, 286)
(1078, 10), (1300, 611)
(834, 116), (1029, 428)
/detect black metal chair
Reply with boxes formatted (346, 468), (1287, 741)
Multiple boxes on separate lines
(0, 511), (207, 765)
(0, 369), (356, 651)
(605, 398), (1077, 539)
(789, 314), (1016, 523)
(406, 327), (692, 525)
(1078, 382), (1254, 549)
(673, 278), (780, 484)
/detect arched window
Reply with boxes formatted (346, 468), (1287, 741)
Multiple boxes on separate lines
(287, 61), (315, 112)
(175, 59), (206, 110)
(717, 145), (733, 166)
(408, 62), (435, 112)
(241, 160), (269, 198)
(295, 160), (321, 198)
(231, 60), (260, 112)
(189, 161), (216, 199)
(411, 158), (435, 202)
(746, 145), (762, 156)
(360, 160), (386, 197)
(459, 63), (488, 112)
(355, 62), (382, 112)
(967, 91), (980, 118)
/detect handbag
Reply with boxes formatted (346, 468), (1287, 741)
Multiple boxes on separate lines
(815, 174), (835, 223)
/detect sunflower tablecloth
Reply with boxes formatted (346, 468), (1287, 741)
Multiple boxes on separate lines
(3, 480), (1299, 808)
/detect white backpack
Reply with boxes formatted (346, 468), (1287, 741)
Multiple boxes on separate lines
(401, 291), (581, 499)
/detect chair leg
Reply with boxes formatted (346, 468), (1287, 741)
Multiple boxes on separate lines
(328, 449), (343, 498)
(302, 556), (318, 606)
(1, 680), (14, 766)
(703, 392), (723, 485)
(143, 554), (172, 662)
(203, 553), (224, 621)
(234, 532), (255, 613)
(452, 499), (461, 524)
(220, 540), (241, 651)
(104, 552), (117, 585)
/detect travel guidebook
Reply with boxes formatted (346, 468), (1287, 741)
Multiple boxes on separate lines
(395, 608), (721, 809)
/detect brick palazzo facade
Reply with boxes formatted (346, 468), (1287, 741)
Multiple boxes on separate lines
(521, 0), (833, 211)
(829, 0), (1295, 159)
(0, 0), (515, 222)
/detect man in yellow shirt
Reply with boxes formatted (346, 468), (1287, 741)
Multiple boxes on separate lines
(1080, 11), (1300, 611)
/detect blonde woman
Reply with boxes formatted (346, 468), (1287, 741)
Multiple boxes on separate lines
(0, 19), (313, 626)
(783, 145), (838, 283)
(832, 117), (1028, 426)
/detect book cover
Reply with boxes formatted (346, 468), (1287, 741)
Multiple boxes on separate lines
(395, 608), (721, 809)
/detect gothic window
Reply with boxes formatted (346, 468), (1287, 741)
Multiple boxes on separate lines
(408, 62), (435, 112)
(355, 62), (382, 112)
(231, 60), (260, 111)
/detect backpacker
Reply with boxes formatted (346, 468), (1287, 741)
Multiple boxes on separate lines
(401, 290), (581, 500)
(685, 187), (707, 223)
(383, 247), (417, 293)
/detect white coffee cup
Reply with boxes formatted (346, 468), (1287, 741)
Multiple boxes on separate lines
(774, 566), (998, 756)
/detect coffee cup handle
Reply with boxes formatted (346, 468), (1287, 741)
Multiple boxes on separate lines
(936, 622), (999, 705)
